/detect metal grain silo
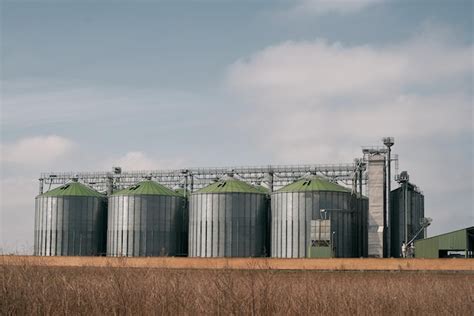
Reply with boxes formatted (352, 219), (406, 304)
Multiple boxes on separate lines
(107, 180), (185, 257)
(34, 180), (107, 256)
(189, 176), (269, 257)
(390, 176), (425, 258)
(271, 175), (362, 258)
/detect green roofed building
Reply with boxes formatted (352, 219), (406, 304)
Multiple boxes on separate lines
(108, 180), (186, 257)
(189, 176), (269, 257)
(271, 175), (367, 259)
(415, 227), (474, 258)
(34, 180), (107, 256)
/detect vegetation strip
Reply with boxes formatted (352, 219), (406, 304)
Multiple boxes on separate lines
(2, 265), (473, 315)
(2, 256), (473, 271)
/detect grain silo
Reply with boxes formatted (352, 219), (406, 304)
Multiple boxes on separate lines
(107, 180), (185, 257)
(271, 175), (366, 258)
(34, 179), (107, 256)
(390, 171), (425, 257)
(189, 176), (269, 257)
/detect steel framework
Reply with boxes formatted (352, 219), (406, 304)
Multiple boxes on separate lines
(39, 163), (368, 196)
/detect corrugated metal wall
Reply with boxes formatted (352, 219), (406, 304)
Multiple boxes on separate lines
(330, 210), (355, 258)
(189, 193), (268, 257)
(415, 228), (470, 258)
(107, 195), (185, 256)
(390, 185), (425, 257)
(34, 196), (107, 256)
(352, 196), (369, 257)
(270, 191), (365, 258)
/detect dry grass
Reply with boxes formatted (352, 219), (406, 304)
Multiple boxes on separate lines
(3, 255), (474, 271)
(1, 258), (473, 315)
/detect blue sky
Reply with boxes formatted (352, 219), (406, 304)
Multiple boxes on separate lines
(1, 0), (473, 253)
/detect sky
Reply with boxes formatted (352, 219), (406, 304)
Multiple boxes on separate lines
(1, 0), (473, 253)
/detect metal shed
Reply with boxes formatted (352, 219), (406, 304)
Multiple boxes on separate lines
(414, 227), (473, 258)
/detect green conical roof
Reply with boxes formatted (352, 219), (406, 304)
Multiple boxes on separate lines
(253, 184), (270, 194)
(277, 176), (351, 193)
(40, 182), (104, 198)
(195, 177), (265, 194)
(112, 180), (181, 197)
(174, 188), (191, 198)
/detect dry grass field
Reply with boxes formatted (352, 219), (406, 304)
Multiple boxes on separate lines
(2, 255), (474, 271)
(2, 256), (473, 315)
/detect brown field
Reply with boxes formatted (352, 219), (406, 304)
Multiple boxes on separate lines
(2, 255), (474, 271)
(2, 257), (473, 315)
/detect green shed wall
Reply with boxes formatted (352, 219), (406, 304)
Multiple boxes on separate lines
(415, 228), (469, 258)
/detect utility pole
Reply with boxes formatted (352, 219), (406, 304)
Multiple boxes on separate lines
(183, 169), (189, 198)
(268, 171), (274, 192)
(383, 137), (394, 257)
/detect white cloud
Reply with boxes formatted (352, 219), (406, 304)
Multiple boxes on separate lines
(227, 26), (473, 235)
(1, 135), (75, 166)
(227, 29), (473, 151)
(228, 34), (472, 105)
(0, 176), (37, 254)
(1, 135), (76, 253)
(106, 151), (186, 171)
(290, 0), (384, 16)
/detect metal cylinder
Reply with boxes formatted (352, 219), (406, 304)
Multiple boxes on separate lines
(189, 177), (269, 257)
(34, 182), (107, 256)
(390, 181), (424, 257)
(271, 176), (366, 258)
(271, 190), (351, 257)
(107, 180), (185, 257)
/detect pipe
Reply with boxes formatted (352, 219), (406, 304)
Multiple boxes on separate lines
(184, 174), (188, 198)
(268, 172), (274, 192)
(405, 182), (408, 244)
(386, 145), (391, 257)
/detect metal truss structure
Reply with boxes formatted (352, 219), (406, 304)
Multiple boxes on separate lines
(39, 163), (368, 196)
(39, 139), (404, 197)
